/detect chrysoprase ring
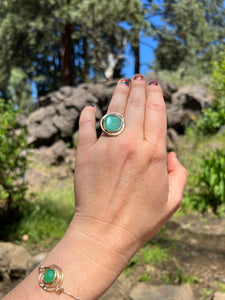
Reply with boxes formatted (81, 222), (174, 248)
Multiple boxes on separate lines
(100, 113), (125, 136)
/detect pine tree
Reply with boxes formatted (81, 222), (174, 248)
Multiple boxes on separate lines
(0, 0), (145, 109)
(150, 0), (225, 75)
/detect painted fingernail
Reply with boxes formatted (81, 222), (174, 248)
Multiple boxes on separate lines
(86, 103), (95, 107)
(133, 74), (144, 81)
(120, 78), (130, 86)
(147, 80), (158, 86)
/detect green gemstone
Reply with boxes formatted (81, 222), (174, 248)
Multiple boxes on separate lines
(104, 115), (122, 132)
(43, 269), (56, 283)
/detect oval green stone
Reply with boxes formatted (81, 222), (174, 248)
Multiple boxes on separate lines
(104, 115), (122, 132)
(43, 269), (56, 283)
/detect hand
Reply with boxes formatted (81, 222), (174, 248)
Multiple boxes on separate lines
(2, 76), (188, 300)
(71, 75), (188, 262)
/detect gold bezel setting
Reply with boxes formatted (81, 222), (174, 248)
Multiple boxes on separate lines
(38, 264), (64, 292)
(100, 113), (125, 136)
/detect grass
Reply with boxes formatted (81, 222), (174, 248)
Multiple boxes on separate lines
(218, 283), (225, 293)
(141, 245), (168, 266)
(7, 183), (75, 253)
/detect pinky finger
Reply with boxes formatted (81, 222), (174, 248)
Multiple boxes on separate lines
(77, 105), (97, 154)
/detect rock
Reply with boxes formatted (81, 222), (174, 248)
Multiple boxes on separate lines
(16, 81), (212, 152)
(16, 114), (27, 128)
(172, 85), (210, 110)
(130, 283), (194, 300)
(24, 167), (50, 186)
(32, 140), (68, 166)
(28, 119), (58, 146)
(26, 253), (48, 273)
(167, 106), (193, 131)
(38, 91), (65, 107)
(59, 86), (77, 98)
(212, 292), (225, 300)
(167, 128), (179, 151)
(64, 89), (98, 110)
(0, 242), (31, 292)
(28, 106), (56, 124)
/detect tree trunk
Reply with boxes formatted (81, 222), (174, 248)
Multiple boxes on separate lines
(134, 33), (140, 74)
(83, 36), (89, 81)
(61, 23), (74, 86)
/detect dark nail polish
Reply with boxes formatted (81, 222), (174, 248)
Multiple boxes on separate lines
(147, 80), (158, 86)
(133, 74), (144, 81)
(120, 78), (130, 86)
(86, 103), (95, 107)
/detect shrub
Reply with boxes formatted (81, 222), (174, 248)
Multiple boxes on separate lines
(0, 100), (28, 211)
(196, 98), (225, 133)
(193, 149), (225, 213)
(196, 51), (225, 133)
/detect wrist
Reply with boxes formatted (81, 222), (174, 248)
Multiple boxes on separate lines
(40, 221), (136, 300)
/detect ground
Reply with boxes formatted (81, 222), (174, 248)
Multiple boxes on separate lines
(2, 130), (225, 300)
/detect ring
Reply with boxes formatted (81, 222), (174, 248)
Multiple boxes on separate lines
(100, 113), (125, 136)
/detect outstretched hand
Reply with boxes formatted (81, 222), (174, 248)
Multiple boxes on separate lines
(72, 75), (188, 262)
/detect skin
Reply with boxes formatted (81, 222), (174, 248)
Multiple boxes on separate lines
(3, 75), (187, 300)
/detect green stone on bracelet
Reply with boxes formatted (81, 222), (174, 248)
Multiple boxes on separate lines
(43, 269), (56, 283)
(104, 115), (122, 132)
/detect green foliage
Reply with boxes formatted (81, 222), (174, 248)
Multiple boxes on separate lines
(7, 185), (74, 248)
(7, 68), (33, 112)
(193, 149), (225, 213)
(0, 100), (28, 210)
(141, 245), (168, 266)
(174, 268), (200, 284)
(0, 0), (145, 105)
(212, 51), (225, 99)
(138, 274), (151, 282)
(218, 283), (225, 293)
(196, 52), (225, 133)
(200, 287), (214, 298)
(152, 0), (225, 77)
(196, 99), (225, 134)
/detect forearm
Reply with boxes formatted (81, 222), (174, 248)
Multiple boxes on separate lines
(3, 223), (134, 300)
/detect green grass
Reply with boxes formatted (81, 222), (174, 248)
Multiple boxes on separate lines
(7, 184), (75, 252)
(138, 274), (151, 282)
(141, 245), (168, 266)
(218, 283), (225, 293)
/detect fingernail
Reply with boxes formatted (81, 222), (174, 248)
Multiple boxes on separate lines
(147, 80), (158, 86)
(133, 74), (144, 81)
(120, 78), (130, 86)
(86, 103), (95, 107)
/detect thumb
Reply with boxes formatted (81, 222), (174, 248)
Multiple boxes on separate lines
(167, 152), (188, 212)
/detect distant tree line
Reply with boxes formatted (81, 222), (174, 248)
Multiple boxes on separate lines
(0, 0), (224, 110)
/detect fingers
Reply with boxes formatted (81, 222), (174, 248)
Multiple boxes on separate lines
(144, 81), (167, 149)
(77, 105), (97, 153)
(167, 152), (188, 212)
(125, 74), (146, 136)
(107, 79), (130, 115)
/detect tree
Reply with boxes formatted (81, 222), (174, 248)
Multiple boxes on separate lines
(150, 0), (225, 75)
(0, 0), (145, 109)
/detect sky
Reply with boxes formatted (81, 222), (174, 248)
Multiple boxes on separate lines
(122, 35), (158, 78)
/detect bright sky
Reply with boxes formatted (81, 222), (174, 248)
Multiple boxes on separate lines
(122, 35), (157, 78)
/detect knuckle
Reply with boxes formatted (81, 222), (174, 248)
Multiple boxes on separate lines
(128, 97), (145, 108)
(149, 142), (166, 162)
(119, 135), (137, 159)
(147, 101), (166, 112)
(79, 111), (94, 127)
(182, 167), (188, 179)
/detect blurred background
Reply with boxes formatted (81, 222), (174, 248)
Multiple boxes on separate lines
(1, 1), (225, 299)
